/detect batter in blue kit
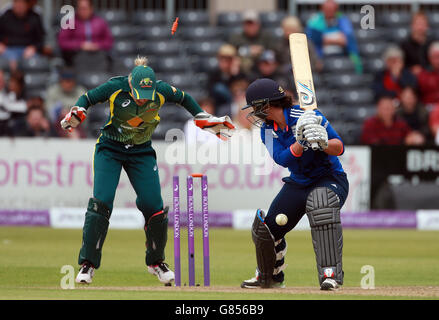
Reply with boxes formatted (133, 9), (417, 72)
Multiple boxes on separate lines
(241, 78), (349, 291)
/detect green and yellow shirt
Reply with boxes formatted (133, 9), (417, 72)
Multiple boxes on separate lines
(75, 76), (203, 145)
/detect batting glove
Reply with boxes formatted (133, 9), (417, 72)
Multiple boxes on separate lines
(194, 112), (236, 140)
(60, 106), (87, 132)
(295, 110), (322, 143)
(303, 123), (328, 151)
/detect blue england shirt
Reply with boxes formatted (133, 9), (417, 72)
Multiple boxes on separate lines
(261, 105), (345, 185)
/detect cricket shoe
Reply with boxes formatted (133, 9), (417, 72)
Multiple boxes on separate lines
(240, 271), (285, 289)
(320, 278), (340, 291)
(148, 262), (175, 285)
(75, 261), (95, 284)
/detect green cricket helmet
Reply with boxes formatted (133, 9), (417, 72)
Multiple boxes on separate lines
(129, 65), (157, 100)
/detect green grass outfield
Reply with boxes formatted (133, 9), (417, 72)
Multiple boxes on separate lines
(0, 227), (438, 300)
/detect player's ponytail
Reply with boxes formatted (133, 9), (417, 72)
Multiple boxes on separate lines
(134, 56), (148, 67)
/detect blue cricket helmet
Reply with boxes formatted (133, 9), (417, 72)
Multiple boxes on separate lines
(243, 78), (286, 127)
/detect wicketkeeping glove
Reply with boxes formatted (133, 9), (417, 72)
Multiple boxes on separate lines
(60, 106), (87, 132)
(303, 123), (328, 151)
(194, 112), (236, 140)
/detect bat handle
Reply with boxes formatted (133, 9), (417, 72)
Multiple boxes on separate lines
(311, 142), (319, 151)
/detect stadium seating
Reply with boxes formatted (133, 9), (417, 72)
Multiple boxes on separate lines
(217, 12), (242, 27)
(177, 11), (210, 26)
(260, 12), (287, 27)
(4, 5), (434, 143)
(98, 10), (129, 24)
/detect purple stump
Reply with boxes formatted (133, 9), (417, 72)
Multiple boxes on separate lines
(173, 176), (181, 287)
(201, 175), (210, 286)
(187, 176), (195, 286)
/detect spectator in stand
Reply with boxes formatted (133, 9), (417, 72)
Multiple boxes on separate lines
(208, 44), (245, 109)
(249, 50), (291, 91)
(229, 10), (276, 74)
(306, 0), (362, 74)
(0, 70), (27, 131)
(429, 104), (439, 145)
(396, 87), (430, 145)
(0, 70), (9, 135)
(13, 104), (54, 137)
(276, 16), (322, 73)
(0, 0), (45, 71)
(373, 46), (417, 102)
(417, 42), (439, 105)
(361, 96), (412, 145)
(229, 77), (251, 131)
(46, 68), (86, 122)
(58, 0), (113, 66)
(400, 11), (433, 76)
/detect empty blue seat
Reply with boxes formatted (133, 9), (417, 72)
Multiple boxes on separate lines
(217, 12), (242, 26)
(338, 89), (374, 105)
(324, 73), (372, 89)
(19, 56), (50, 73)
(359, 42), (387, 58)
(180, 26), (222, 40)
(187, 41), (224, 57)
(323, 56), (356, 73)
(140, 40), (182, 56)
(363, 57), (385, 73)
(114, 40), (138, 56)
(77, 73), (111, 89)
(154, 57), (187, 73)
(133, 11), (166, 25)
(98, 10), (128, 24)
(24, 73), (51, 90)
(260, 12), (286, 27)
(142, 25), (173, 40)
(178, 11), (209, 26)
(379, 11), (411, 27)
(111, 24), (140, 40)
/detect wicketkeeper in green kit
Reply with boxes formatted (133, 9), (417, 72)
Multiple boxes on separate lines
(60, 57), (235, 285)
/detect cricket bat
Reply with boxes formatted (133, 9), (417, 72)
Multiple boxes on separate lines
(289, 33), (319, 150)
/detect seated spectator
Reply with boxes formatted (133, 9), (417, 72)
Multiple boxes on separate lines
(229, 10), (276, 74)
(417, 42), (439, 105)
(58, 0), (113, 66)
(361, 96), (412, 145)
(229, 77), (252, 131)
(184, 98), (219, 145)
(306, 0), (362, 73)
(429, 104), (439, 145)
(0, 0), (45, 71)
(208, 44), (245, 108)
(396, 87), (429, 145)
(373, 46), (417, 102)
(1, 70), (27, 125)
(249, 50), (290, 91)
(13, 104), (55, 137)
(277, 16), (322, 73)
(0, 70), (9, 135)
(46, 68), (86, 122)
(400, 11), (433, 76)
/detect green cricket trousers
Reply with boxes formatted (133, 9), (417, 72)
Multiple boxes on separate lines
(78, 135), (168, 268)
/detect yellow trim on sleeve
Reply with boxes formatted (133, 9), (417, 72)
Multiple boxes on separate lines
(157, 92), (165, 107)
(105, 89), (122, 127)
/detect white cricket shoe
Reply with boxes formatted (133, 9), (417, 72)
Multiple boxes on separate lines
(75, 261), (95, 284)
(148, 262), (175, 285)
(320, 278), (339, 291)
(241, 270), (285, 289)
